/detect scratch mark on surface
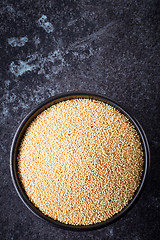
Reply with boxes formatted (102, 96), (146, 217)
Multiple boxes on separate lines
(38, 15), (54, 33)
(8, 36), (28, 47)
(68, 21), (115, 50)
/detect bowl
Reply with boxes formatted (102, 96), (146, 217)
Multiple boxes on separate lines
(10, 92), (150, 231)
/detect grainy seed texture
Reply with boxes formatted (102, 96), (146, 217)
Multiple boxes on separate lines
(18, 98), (144, 225)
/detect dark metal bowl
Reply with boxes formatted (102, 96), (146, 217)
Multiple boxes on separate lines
(10, 92), (150, 231)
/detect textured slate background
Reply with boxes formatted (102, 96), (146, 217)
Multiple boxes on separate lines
(0, 0), (160, 239)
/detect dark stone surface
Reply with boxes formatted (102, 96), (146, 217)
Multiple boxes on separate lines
(0, 0), (160, 239)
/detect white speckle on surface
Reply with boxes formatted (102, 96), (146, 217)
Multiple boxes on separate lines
(72, 45), (94, 60)
(109, 228), (114, 236)
(72, 52), (79, 57)
(134, 236), (141, 240)
(20, 102), (29, 109)
(38, 15), (54, 33)
(5, 5), (15, 13)
(10, 60), (36, 77)
(67, 19), (77, 27)
(152, 196), (160, 209)
(37, 49), (65, 75)
(33, 36), (41, 46)
(2, 106), (9, 117)
(8, 36), (28, 47)
(5, 80), (10, 87)
(6, 91), (16, 103)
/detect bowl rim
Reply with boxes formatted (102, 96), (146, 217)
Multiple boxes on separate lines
(10, 91), (150, 231)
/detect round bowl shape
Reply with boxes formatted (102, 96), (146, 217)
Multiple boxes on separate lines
(10, 92), (150, 231)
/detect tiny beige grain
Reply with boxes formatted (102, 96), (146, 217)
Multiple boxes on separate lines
(18, 98), (144, 225)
